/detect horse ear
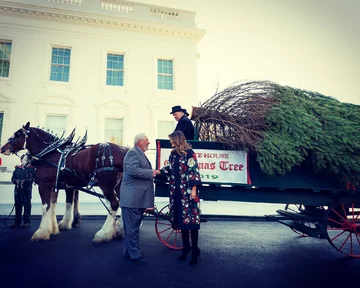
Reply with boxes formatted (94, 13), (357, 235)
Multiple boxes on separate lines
(24, 122), (30, 129)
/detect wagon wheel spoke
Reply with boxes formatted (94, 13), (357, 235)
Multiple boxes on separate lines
(155, 204), (183, 250)
(324, 201), (360, 258)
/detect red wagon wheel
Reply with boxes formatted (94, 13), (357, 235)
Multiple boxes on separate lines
(324, 202), (360, 258)
(155, 204), (183, 250)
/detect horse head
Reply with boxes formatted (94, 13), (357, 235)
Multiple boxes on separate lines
(0, 122), (30, 155)
(0, 122), (60, 156)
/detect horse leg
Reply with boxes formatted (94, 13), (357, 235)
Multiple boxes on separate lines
(50, 190), (60, 235)
(72, 189), (81, 227)
(115, 172), (122, 200)
(92, 173), (123, 243)
(58, 187), (75, 230)
(31, 183), (58, 242)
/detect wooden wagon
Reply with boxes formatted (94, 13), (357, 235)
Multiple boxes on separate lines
(153, 139), (360, 258)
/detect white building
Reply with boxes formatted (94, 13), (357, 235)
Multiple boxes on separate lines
(0, 0), (205, 179)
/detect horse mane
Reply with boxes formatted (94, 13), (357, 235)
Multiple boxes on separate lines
(31, 127), (59, 144)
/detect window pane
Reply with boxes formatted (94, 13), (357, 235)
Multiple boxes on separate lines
(106, 54), (124, 87)
(158, 120), (175, 139)
(157, 59), (173, 90)
(46, 115), (67, 137)
(50, 47), (71, 82)
(105, 118), (123, 145)
(0, 40), (12, 78)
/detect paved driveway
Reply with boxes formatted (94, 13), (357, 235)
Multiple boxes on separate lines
(0, 218), (359, 288)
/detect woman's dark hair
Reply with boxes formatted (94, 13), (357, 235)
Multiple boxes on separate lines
(168, 130), (191, 154)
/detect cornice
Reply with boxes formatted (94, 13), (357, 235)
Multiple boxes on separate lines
(0, 3), (205, 41)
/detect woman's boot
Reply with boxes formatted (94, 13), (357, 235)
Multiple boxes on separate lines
(178, 230), (191, 260)
(189, 247), (200, 265)
(189, 230), (200, 265)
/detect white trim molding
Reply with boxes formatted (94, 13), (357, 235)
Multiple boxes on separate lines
(0, 1), (205, 42)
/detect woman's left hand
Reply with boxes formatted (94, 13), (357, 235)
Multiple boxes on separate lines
(190, 187), (197, 200)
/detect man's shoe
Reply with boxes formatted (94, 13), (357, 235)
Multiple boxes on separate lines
(10, 223), (20, 229)
(132, 257), (146, 265)
(21, 223), (30, 228)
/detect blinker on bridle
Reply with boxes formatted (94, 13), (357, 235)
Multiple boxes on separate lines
(7, 127), (30, 155)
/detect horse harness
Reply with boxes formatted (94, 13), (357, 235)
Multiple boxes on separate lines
(21, 130), (118, 192)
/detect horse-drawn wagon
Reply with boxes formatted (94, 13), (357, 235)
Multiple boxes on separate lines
(154, 139), (360, 258)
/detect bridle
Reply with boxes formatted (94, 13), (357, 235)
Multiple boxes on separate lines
(6, 127), (30, 156)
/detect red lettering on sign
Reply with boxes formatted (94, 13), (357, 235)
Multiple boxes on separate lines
(219, 161), (244, 171)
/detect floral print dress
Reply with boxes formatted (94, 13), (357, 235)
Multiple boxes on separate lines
(160, 149), (202, 230)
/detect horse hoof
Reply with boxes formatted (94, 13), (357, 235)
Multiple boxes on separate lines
(58, 221), (72, 231)
(31, 230), (50, 242)
(92, 231), (113, 244)
(51, 229), (60, 235)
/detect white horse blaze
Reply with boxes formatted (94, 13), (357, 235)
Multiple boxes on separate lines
(2, 149), (11, 155)
(93, 209), (122, 243)
(31, 203), (58, 242)
(58, 202), (74, 230)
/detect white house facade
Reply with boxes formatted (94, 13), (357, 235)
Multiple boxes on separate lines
(0, 0), (205, 179)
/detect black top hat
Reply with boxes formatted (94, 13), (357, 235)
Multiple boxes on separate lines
(170, 105), (189, 116)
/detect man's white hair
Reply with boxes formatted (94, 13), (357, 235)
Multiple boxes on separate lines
(134, 133), (147, 145)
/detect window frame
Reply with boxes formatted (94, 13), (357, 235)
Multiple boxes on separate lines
(104, 117), (124, 145)
(106, 53), (125, 87)
(45, 114), (68, 138)
(0, 40), (12, 79)
(157, 58), (175, 90)
(157, 120), (176, 140)
(50, 46), (72, 83)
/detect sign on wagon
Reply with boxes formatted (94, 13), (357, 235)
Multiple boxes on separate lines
(158, 148), (249, 185)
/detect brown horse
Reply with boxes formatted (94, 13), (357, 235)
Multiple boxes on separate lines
(0, 122), (128, 243)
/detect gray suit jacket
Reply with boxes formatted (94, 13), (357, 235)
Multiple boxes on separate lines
(120, 146), (154, 209)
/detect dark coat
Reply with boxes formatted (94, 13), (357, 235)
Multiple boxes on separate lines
(174, 115), (194, 140)
(11, 166), (36, 192)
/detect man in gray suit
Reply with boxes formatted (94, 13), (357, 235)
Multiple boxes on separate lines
(120, 133), (159, 265)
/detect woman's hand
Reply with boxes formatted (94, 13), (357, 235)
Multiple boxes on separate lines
(190, 186), (197, 200)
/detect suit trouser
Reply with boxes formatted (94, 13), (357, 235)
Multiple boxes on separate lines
(121, 207), (145, 260)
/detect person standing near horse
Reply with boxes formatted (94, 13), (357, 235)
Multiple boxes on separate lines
(120, 133), (160, 265)
(10, 155), (36, 228)
(170, 105), (195, 140)
(157, 130), (202, 265)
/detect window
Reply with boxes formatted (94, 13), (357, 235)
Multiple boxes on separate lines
(157, 59), (173, 90)
(158, 120), (175, 139)
(0, 112), (3, 145)
(106, 54), (124, 86)
(50, 47), (71, 82)
(0, 40), (12, 78)
(46, 115), (67, 137)
(105, 118), (123, 145)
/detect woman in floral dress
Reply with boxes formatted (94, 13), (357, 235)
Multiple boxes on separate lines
(159, 130), (202, 265)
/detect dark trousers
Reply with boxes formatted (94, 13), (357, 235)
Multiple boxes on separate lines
(14, 189), (32, 224)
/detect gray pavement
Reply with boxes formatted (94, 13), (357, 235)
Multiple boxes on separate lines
(0, 218), (359, 288)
